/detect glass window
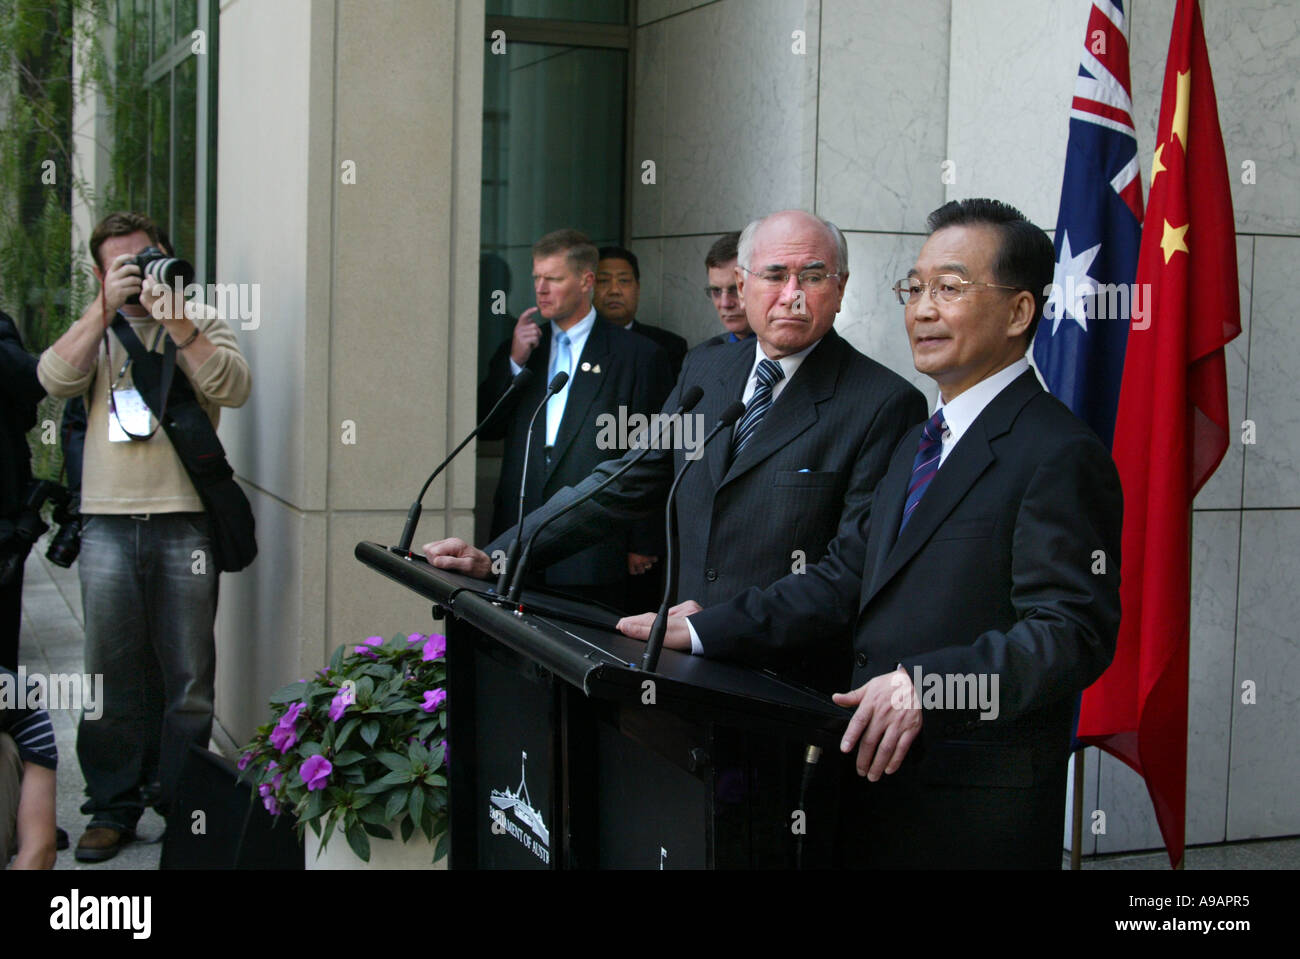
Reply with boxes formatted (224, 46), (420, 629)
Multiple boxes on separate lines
(486, 0), (628, 25)
(480, 40), (627, 350)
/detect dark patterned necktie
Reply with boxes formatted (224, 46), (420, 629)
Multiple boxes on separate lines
(898, 409), (947, 535)
(732, 358), (785, 456)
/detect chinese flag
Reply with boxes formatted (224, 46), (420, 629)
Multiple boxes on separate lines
(1076, 0), (1240, 868)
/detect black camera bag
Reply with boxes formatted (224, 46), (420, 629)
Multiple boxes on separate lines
(109, 314), (256, 572)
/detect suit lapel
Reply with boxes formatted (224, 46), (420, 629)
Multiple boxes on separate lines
(860, 369), (1043, 610)
(706, 342), (757, 490)
(548, 318), (608, 473)
(719, 331), (841, 489)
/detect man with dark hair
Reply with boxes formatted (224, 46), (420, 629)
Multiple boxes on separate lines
(701, 231), (751, 345)
(0, 310), (46, 673)
(37, 210), (251, 862)
(594, 245), (688, 378)
(477, 228), (673, 606)
(621, 198), (1123, 868)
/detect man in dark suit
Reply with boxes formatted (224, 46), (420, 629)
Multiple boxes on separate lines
(620, 199), (1124, 869)
(699, 231), (752, 347)
(595, 246), (688, 378)
(433, 210), (926, 694)
(0, 310), (46, 672)
(478, 229), (673, 606)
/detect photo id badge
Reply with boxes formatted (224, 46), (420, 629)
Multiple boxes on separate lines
(107, 388), (154, 442)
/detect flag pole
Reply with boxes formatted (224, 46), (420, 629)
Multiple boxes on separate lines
(1071, 748), (1084, 870)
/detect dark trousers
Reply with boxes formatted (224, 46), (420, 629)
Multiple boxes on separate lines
(76, 513), (218, 830)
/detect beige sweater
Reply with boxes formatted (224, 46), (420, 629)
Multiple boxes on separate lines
(36, 306), (252, 514)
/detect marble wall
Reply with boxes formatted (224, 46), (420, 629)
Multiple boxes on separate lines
(211, 0), (484, 745)
(632, 0), (1300, 853)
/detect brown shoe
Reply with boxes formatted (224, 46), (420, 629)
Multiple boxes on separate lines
(75, 826), (134, 863)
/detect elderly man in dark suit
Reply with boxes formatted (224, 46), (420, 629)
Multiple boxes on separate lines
(622, 198), (1123, 869)
(478, 229), (674, 607)
(430, 210), (926, 694)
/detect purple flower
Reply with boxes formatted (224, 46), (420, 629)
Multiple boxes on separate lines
(300, 755), (333, 791)
(267, 760), (284, 791)
(269, 702), (306, 753)
(407, 632), (424, 644)
(420, 688), (447, 713)
(440, 738), (449, 764)
(421, 634), (447, 662)
(354, 636), (385, 657)
(237, 752), (253, 771)
(262, 792), (280, 815)
(328, 684), (355, 723)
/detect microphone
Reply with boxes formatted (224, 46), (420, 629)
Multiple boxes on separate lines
(394, 368), (534, 555)
(641, 400), (746, 672)
(495, 371), (569, 594)
(505, 386), (705, 605)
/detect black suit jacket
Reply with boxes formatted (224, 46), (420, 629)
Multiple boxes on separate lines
(488, 329), (927, 691)
(690, 369), (1123, 867)
(479, 317), (673, 589)
(622, 319), (688, 379)
(0, 312), (44, 517)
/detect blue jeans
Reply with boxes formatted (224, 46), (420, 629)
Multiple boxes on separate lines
(76, 513), (218, 830)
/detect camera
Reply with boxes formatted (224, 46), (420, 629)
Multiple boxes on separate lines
(124, 246), (195, 305)
(0, 480), (82, 586)
(46, 489), (83, 568)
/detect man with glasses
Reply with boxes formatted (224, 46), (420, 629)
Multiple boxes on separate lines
(433, 209), (926, 695)
(699, 231), (752, 346)
(622, 198), (1123, 869)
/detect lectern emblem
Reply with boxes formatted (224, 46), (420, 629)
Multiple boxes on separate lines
(488, 750), (551, 863)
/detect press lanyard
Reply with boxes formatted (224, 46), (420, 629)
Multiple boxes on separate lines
(105, 321), (174, 441)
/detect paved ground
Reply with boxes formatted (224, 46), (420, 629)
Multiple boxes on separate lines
(13, 545), (1299, 871)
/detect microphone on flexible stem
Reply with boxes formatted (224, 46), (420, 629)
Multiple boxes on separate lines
(394, 368), (535, 556)
(495, 370), (570, 595)
(640, 399), (746, 672)
(505, 386), (705, 606)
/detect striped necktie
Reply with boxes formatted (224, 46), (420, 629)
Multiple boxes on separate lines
(898, 409), (947, 535)
(732, 358), (785, 456)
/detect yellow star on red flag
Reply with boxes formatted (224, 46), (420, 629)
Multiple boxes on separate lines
(1171, 69), (1191, 149)
(1152, 143), (1167, 183)
(1160, 219), (1189, 263)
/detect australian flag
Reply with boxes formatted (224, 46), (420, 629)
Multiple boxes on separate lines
(1033, 0), (1144, 449)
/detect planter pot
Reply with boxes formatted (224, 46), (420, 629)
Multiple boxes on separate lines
(304, 825), (448, 870)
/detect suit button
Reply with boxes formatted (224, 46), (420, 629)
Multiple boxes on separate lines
(854, 653), (868, 668)
(704, 568), (718, 582)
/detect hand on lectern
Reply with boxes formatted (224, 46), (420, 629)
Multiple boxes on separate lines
(616, 600), (700, 651)
(422, 538), (492, 579)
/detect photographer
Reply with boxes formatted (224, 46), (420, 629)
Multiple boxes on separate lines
(0, 309), (46, 673)
(36, 211), (251, 862)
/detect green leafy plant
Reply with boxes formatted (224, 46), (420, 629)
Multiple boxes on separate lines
(238, 632), (450, 864)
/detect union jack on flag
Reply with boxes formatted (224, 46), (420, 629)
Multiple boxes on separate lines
(1033, 0), (1144, 448)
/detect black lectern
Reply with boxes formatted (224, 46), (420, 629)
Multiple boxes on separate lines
(356, 542), (849, 869)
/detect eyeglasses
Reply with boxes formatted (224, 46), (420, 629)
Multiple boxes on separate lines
(741, 266), (842, 290)
(892, 275), (1024, 305)
(704, 283), (739, 301)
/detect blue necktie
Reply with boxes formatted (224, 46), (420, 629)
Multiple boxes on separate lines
(732, 358), (785, 456)
(898, 409), (947, 535)
(549, 329), (571, 383)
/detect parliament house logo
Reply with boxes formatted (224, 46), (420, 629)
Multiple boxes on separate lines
(488, 750), (550, 863)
